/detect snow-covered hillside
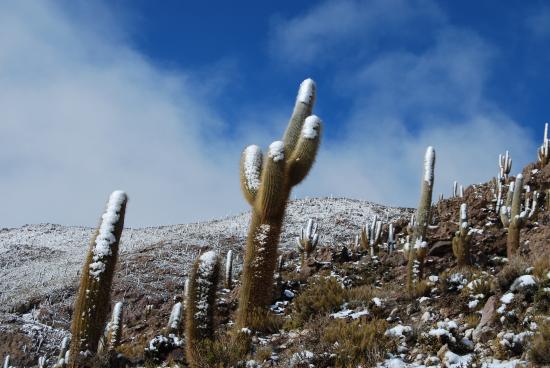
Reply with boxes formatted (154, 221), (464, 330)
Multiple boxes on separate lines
(0, 197), (411, 313)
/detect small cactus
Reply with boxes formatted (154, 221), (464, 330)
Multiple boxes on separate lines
(407, 147), (435, 295)
(3, 355), (9, 368)
(359, 216), (382, 255)
(538, 122), (549, 167)
(225, 250), (233, 289)
(38, 356), (46, 368)
(452, 203), (472, 266)
(296, 219), (319, 265)
(387, 223), (396, 254)
(69, 191), (127, 366)
(167, 302), (183, 335)
(53, 337), (69, 368)
(237, 79), (322, 329)
(186, 251), (220, 367)
(498, 151), (512, 183)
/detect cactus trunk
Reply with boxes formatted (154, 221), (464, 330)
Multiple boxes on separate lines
(69, 191), (127, 366)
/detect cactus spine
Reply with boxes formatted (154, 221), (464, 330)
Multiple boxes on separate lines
(296, 219), (319, 265)
(538, 122), (549, 167)
(237, 79), (322, 329)
(225, 250), (234, 289)
(407, 147), (435, 295)
(69, 191), (127, 366)
(186, 251), (220, 366)
(452, 203), (472, 266)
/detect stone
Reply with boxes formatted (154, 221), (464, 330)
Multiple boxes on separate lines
(473, 296), (497, 343)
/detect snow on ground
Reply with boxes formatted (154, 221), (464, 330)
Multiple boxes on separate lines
(0, 197), (411, 312)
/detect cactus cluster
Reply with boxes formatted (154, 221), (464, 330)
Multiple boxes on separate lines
(359, 216), (383, 255)
(499, 151), (512, 184)
(296, 219), (319, 265)
(237, 78), (322, 329)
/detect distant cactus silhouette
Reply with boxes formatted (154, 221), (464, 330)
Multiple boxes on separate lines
(237, 78), (322, 329)
(407, 147), (435, 295)
(538, 123), (549, 167)
(69, 191), (127, 366)
(186, 251), (220, 367)
(499, 151), (512, 184)
(452, 203), (472, 266)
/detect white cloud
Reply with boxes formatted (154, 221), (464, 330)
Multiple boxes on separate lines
(269, 0), (444, 65)
(0, 1), (249, 227)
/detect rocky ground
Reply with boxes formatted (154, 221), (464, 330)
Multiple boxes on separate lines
(1, 165), (550, 367)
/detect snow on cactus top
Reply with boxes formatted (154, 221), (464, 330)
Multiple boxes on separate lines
(243, 145), (262, 191)
(297, 78), (315, 104)
(89, 190), (127, 279)
(423, 146), (435, 185)
(302, 115), (320, 139)
(268, 141), (285, 162)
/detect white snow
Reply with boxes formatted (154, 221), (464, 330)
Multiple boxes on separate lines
(268, 141), (285, 162)
(510, 275), (536, 291)
(297, 78), (315, 104)
(423, 146), (435, 185)
(242, 145), (262, 192)
(385, 324), (412, 338)
(500, 293), (514, 304)
(302, 115), (320, 139)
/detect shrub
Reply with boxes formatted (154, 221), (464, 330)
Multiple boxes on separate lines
(529, 321), (550, 364)
(285, 277), (345, 329)
(495, 257), (528, 292)
(322, 318), (395, 367)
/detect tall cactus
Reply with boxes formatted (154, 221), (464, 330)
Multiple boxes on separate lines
(538, 122), (549, 167)
(237, 79), (322, 329)
(500, 174), (535, 257)
(186, 250), (220, 367)
(452, 203), (472, 266)
(296, 219), (319, 265)
(407, 147), (435, 295)
(69, 191), (127, 366)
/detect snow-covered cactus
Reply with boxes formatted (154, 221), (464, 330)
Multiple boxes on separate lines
(186, 251), (220, 366)
(452, 203), (472, 266)
(237, 79), (322, 329)
(3, 355), (9, 368)
(38, 356), (46, 368)
(296, 218), (319, 265)
(387, 223), (396, 254)
(495, 180), (503, 215)
(407, 147), (435, 295)
(107, 302), (123, 351)
(538, 122), (549, 167)
(69, 191), (127, 366)
(225, 250), (233, 289)
(360, 216), (382, 255)
(500, 175), (531, 257)
(498, 151), (512, 183)
(167, 302), (183, 335)
(53, 337), (69, 368)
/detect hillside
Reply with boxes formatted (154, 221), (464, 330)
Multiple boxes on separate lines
(1, 164), (550, 367)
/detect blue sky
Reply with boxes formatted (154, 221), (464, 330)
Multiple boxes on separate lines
(1, 0), (548, 227)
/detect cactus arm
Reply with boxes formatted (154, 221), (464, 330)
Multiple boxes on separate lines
(283, 78), (316, 154)
(287, 115), (322, 186)
(256, 141), (287, 219)
(240, 145), (263, 206)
